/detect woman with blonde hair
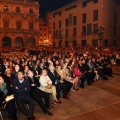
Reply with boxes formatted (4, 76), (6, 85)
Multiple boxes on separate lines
(4, 68), (15, 94)
(39, 69), (60, 104)
(56, 65), (73, 93)
(62, 64), (79, 90)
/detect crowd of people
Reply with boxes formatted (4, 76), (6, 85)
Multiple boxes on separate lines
(0, 47), (120, 120)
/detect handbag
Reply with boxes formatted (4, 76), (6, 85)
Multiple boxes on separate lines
(45, 84), (52, 89)
(1, 95), (14, 109)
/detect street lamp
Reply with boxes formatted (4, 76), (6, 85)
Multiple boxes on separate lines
(97, 26), (105, 51)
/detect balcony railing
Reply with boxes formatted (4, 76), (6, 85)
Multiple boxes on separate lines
(0, 0), (24, 2)
(0, 28), (39, 33)
(0, 0), (38, 4)
(26, 0), (35, 3)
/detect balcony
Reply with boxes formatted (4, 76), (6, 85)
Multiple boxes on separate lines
(0, 0), (38, 5)
(26, 0), (36, 3)
(0, 0), (24, 2)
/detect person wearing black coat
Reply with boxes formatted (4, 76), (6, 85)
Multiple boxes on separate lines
(48, 65), (69, 99)
(27, 70), (53, 116)
(3, 68), (16, 95)
(0, 76), (18, 120)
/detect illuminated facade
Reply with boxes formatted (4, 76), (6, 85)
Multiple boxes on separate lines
(0, 0), (40, 49)
(47, 13), (52, 46)
(49, 0), (120, 47)
(39, 18), (49, 46)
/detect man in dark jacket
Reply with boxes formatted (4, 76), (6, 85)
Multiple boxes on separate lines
(13, 70), (35, 120)
(48, 65), (69, 100)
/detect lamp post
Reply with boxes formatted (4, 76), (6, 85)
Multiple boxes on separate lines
(97, 26), (105, 51)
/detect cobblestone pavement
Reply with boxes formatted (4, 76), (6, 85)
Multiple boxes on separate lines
(1, 65), (120, 120)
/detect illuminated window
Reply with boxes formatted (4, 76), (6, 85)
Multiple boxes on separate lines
(4, 6), (8, 11)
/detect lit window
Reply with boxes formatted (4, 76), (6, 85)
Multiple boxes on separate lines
(4, 6), (8, 11)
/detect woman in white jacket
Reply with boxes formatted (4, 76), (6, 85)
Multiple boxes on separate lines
(39, 69), (60, 104)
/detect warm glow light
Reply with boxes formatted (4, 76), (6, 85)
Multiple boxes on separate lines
(44, 39), (48, 43)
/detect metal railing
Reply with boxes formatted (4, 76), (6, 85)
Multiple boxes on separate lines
(0, 0), (38, 4)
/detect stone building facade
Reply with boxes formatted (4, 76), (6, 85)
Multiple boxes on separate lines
(49, 0), (120, 47)
(39, 18), (49, 46)
(0, 0), (40, 49)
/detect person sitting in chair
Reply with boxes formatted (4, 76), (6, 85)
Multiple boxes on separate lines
(0, 76), (18, 120)
(13, 70), (35, 120)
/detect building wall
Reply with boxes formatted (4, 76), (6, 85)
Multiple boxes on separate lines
(49, 0), (120, 47)
(117, 4), (120, 47)
(0, 0), (40, 49)
(39, 18), (49, 46)
(47, 13), (52, 46)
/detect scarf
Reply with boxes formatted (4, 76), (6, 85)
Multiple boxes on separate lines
(0, 82), (8, 96)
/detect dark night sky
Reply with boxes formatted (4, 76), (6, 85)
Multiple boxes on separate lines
(38, 0), (76, 18)
(38, 0), (120, 18)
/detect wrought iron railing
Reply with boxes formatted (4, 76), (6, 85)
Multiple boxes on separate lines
(0, 0), (38, 4)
